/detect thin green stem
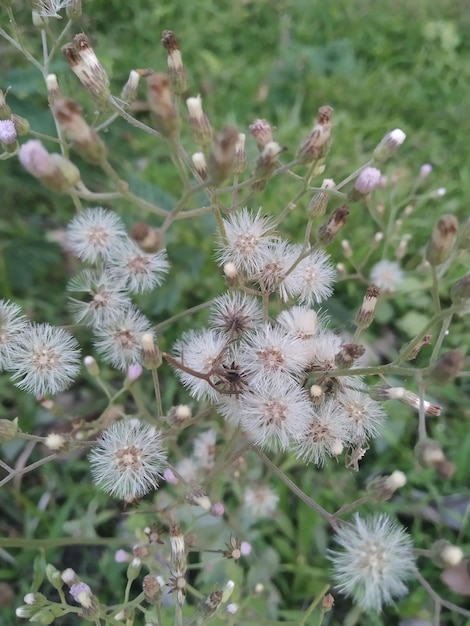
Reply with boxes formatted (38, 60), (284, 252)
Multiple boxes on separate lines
(254, 448), (337, 529)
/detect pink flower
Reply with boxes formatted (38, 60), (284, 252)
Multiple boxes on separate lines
(18, 140), (57, 177)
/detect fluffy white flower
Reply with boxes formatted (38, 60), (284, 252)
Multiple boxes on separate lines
(67, 207), (127, 263)
(254, 238), (298, 297)
(370, 260), (404, 293)
(68, 270), (131, 327)
(238, 324), (311, 381)
(291, 399), (350, 466)
(0, 300), (28, 371)
(89, 420), (167, 500)
(34, 0), (73, 18)
(283, 247), (336, 305)
(238, 374), (312, 449)
(329, 514), (416, 612)
(172, 329), (229, 401)
(338, 388), (386, 444)
(276, 306), (321, 340)
(209, 292), (263, 337)
(93, 307), (151, 370)
(108, 240), (169, 294)
(9, 323), (80, 396)
(243, 483), (279, 517)
(216, 208), (276, 275)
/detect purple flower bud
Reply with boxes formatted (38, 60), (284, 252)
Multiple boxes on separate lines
(354, 167), (382, 194)
(211, 502), (225, 516)
(0, 119), (17, 145)
(70, 582), (92, 604)
(419, 163), (432, 179)
(127, 363), (143, 382)
(164, 467), (178, 484)
(18, 140), (57, 177)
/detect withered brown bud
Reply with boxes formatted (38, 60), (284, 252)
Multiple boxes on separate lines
(426, 214), (458, 266)
(207, 125), (239, 184)
(199, 590), (223, 615)
(53, 97), (106, 164)
(296, 105), (333, 164)
(317, 204), (349, 245)
(321, 594), (335, 611)
(335, 343), (365, 368)
(429, 349), (465, 384)
(399, 334), (432, 361)
(251, 141), (284, 191)
(142, 70), (180, 139)
(161, 30), (188, 95)
(62, 34), (110, 105)
(142, 574), (163, 602)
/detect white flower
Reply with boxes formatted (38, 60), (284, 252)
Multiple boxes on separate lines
(0, 300), (28, 371)
(329, 513), (416, 612)
(209, 292), (263, 337)
(108, 240), (169, 294)
(172, 329), (229, 401)
(67, 208), (127, 263)
(338, 388), (386, 444)
(238, 324), (311, 381)
(89, 420), (167, 500)
(238, 374), (312, 450)
(68, 270), (131, 327)
(370, 260), (404, 293)
(283, 247), (336, 305)
(216, 208), (276, 275)
(291, 399), (350, 466)
(243, 484), (279, 517)
(254, 239), (298, 296)
(9, 323), (81, 396)
(93, 307), (151, 370)
(276, 306), (321, 340)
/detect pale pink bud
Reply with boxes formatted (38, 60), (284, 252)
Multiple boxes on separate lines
(249, 118), (274, 151)
(127, 363), (143, 382)
(0, 119), (17, 145)
(419, 163), (432, 179)
(350, 167), (382, 199)
(164, 468), (179, 484)
(211, 502), (225, 516)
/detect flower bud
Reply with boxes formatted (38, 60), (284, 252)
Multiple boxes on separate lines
(425, 214), (458, 266)
(307, 178), (335, 218)
(11, 113), (30, 137)
(399, 334), (432, 361)
(249, 118), (274, 151)
(191, 152), (207, 179)
(371, 385), (441, 416)
(127, 557), (142, 582)
(186, 95), (212, 145)
(199, 590), (223, 615)
(0, 417), (18, 443)
(429, 349), (465, 384)
(142, 70), (179, 139)
(296, 105), (333, 164)
(335, 343), (365, 368)
(317, 204), (349, 245)
(46, 74), (64, 106)
(0, 89), (12, 120)
(348, 167), (381, 201)
(451, 272), (470, 308)
(142, 332), (161, 369)
(415, 439), (445, 467)
(420, 163), (432, 179)
(432, 540), (464, 568)
(18, 140), (80, 193)
(45, 433), (67, 452)
(62, 34), (110, 105)
(322, 594), (335, 611)
(233, 133), (246, 174)
(161, 30), (188, 95)
(373, 128), (406, 162)
(355, 284), (380, 329)
(251, 141), (284, 191)
(207, 125), (239, 185)
(187, 487), (211, 510)
(84, 356), (100, 377)
(366, 470), (406, 502)
(53, 98), (107, 164)
(143, 574), (164, 602)
(0, 119), (18, 151)
(120, 70), (141, 105)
